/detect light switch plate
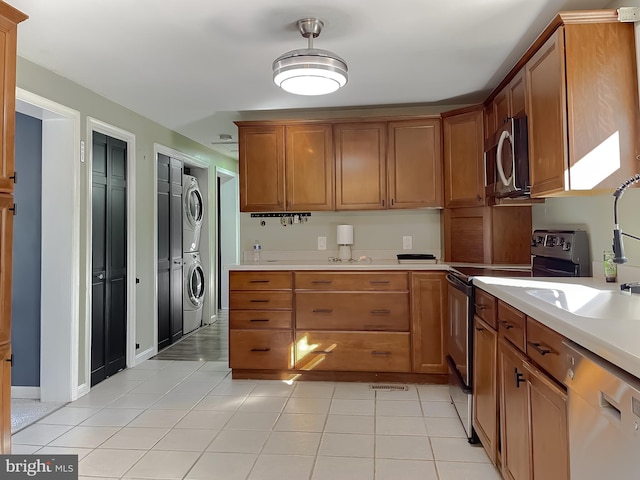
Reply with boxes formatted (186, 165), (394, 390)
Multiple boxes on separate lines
(318, 236), (327, 250)
(403, 236), (412, 250)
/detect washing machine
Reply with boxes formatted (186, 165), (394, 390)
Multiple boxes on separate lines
(183, 252), (205, 334)
(183, 174), (204, 253)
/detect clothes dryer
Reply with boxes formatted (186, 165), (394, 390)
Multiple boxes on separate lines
(183, 174), (204, 253)
(183, 252), (205, 334)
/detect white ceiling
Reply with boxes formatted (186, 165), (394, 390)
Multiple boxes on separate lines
(11, 0), (612, 160)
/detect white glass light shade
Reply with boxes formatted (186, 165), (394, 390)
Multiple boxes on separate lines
(273, 49), (348, 96)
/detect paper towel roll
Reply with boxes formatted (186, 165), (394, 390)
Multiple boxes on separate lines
(337, 224), (354, 245)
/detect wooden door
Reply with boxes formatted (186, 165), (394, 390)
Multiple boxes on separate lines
(0, 194), (13, 346)
(285, 124), (334, 211)
(509, 69), (527, 117)
(526, 28), (567, 197)
(387, 119), (442, 208)
(91, 132), (127, 386)
(238, 125), (285, 212)
(494, 88), (509, 129)
(524, 362), (569, 480)
(334, 122), (387, 210)
(499, 338), (531, 480)
(410, 272), (447, 374)
(157, 154), (183, 350)
(443, 108), (485, 207)
(473, 316), (498, 464)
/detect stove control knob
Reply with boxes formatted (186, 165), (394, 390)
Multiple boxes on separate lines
(563, 241), (571, 251)
(537, 235), (544, 245)
(559, 237), (565, 246)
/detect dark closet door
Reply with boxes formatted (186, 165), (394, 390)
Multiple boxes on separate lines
(157, 154), (182, 350)
(91, 132), (127, 386)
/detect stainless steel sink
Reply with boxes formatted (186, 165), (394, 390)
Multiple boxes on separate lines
(526, 286), (640, 319)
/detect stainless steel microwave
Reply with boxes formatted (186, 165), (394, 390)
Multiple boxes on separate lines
(484, 116), (530, 198)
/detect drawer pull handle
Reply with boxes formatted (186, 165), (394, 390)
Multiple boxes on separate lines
(249, 280), (270, 283)
(475, 304), (488, 310)
(499, 320), (513, 330)
(249, 319), (270, 322)
(528, 341), (553, 356)
(310, 350), (334, 355)
(370, 280), (391, 285)
(250, 299), (270, 303)
(312, 309), (333, 314)
(370, 309), (391, 315)
(475, 326), (485, 332)
(312, 280), (332, 284)
(250, 348), (271, 352)
(371, 351), (392, 356)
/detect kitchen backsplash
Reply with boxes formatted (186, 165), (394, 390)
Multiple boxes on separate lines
(240, 209), (442, 262)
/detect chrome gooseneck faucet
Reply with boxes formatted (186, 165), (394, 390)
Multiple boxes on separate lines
(612, 173), (640, 264)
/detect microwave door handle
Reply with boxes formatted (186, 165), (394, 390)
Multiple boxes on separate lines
(496, 130), (512, 187)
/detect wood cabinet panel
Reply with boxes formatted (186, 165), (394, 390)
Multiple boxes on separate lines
(387, 119), (443, 208)
(443, 108), (485, 208)
(0, 194), (13, 345)
(238, 125), (285, 211)
(294, 331), (411, 372)
(0, 344), (9, 453)
(473, 316), (498, 464)
(285, 124), (334, 211)
(296, 292), (409, 331)
(411, 272), (447, 374)
(229, 330), (293, 370)
(494, 88), (509, 129)
(498, 301), (526, 352)
(229, 310), (292, 330)
(526, 317), (567, 384)
(509, 69), (527, 117)
(229, 292), (292, 310)
(500, 338), (531, 480)
(295, 272), (408, 291)
(334, 122), (387, 210)
(230, 271), (292, 291)
(474, 289), (497, 329)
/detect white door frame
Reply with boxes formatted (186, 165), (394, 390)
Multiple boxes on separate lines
(152, 144), (208, 353)
(216, 167), (239, 311)
(15, 88), (81, 402)
(85, 118), (137, 392)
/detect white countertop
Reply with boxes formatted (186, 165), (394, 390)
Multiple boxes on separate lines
(226, 259), (449, 271)
(473, 276), (640, 379)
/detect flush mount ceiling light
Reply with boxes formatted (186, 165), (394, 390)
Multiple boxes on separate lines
(273, 18), (348, 96)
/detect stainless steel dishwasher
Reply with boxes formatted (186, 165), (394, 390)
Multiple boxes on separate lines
(565, 342), (640, 480)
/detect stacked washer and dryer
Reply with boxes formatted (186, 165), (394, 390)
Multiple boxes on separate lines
(182, 174), (206, 334)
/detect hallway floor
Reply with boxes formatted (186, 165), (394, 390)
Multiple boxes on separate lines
(10, 314), (501, 480)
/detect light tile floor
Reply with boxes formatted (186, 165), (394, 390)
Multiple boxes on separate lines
(11, 360), (501, 480)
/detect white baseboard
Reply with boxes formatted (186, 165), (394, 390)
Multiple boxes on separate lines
(76, 383), (89, 400)
(11, 386), (40, 399)
(135, 346), (156, 366)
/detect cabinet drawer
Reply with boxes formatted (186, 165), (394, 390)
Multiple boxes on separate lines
(229, 292), (292, 310)
(294, 331), (411, 372)
(229, 310), (292, 329)
(474, 289), (497, 329)
(230, 271), (292, 290)
(526, 317), (567, 384)
(296, 292), (409, 331)
(229, 330), (293, 370)
(295, 272), (408, 291)
(497, 301), (526, 352)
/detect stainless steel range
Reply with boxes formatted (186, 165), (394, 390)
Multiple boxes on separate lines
(446, 229), (590, 442)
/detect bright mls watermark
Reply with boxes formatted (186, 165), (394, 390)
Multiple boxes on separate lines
(0, 455), (77, 479)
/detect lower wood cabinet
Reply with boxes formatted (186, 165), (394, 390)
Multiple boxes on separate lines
(0, 344), (10, 454)
(229, 330), (293, 370)
(411, 272), (447, 374)
(473, 316), (498, 464)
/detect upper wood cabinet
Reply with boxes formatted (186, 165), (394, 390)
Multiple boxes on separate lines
(526, 22), (639, 197)
(238, 125), (285, 212)
(443, 108), (485, 208)
(334, 122), (387, 210)
(285, 124), (334, 211)
(387, 119), (442, 208)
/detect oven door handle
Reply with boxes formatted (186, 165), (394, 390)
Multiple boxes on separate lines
(446, 273), (473, 295)
(446, 355), (472, 394)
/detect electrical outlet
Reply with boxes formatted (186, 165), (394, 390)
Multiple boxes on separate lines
(318, 236), (327, 250)
(403, 236), (412, 250)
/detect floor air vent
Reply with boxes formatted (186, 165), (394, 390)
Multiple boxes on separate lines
(369, 384), (409, 391)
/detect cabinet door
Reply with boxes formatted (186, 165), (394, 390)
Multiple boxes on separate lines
(526, 28), (568, 197)
(443, 207), (490, 264)
(387, 119), (442, 208)
(285, 124), (334, 211)
(473, 316), (498, 464)
(0, 194), (13, 345)
(509, 69), (526, 117)
(494, 88), (509, 129)
(443, 109), (485, 207)
(238, 125), (285, 212)
(334, 122), (387, 210)
(500, 338), (531, 480)
(524, 361), (569, 480)
(410, 272), (447, 374)
(0, 344), (9, 453)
